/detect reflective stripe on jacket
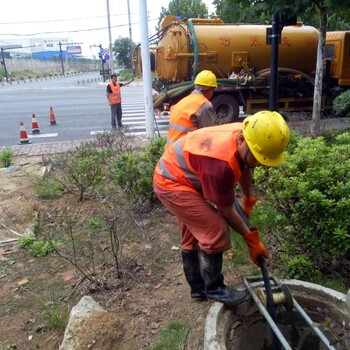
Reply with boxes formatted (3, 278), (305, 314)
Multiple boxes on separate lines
(154, 123), (243, 193)
(108, 83), (121, 104)
(166, 93), (209, 147)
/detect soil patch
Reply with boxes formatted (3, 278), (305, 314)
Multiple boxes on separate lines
(0, 155), (254, 350)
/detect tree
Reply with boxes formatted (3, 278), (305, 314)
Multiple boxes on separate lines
(214, 0), (270, 23)
(158, 0), (209, 27)
(112, 37), (135, 69)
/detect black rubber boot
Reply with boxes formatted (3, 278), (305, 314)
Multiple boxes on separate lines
(181, 251), (207, 301)
(198, 250), (248, 307)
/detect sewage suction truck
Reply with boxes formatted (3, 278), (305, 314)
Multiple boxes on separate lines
(133, 15), (350, 123)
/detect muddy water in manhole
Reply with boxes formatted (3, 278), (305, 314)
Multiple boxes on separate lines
(226, 310), (339, 350)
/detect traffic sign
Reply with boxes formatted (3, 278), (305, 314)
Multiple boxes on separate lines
(100, 69), (111, 75)
(103, 48), (110, 55)
(104, 54), (110, 61)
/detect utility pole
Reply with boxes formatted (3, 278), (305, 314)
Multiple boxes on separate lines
(106, 0), (114, 74)
(58, 42), (83, 76)
(127, 0), (133, 41)
(0, 44), (34, 83)
(58, 42), (65, 76)
(0, 48), (9, 83)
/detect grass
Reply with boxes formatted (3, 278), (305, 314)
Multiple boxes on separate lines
(153, 322), (191, 350)
(40, 301), (67, 331)
(312, 276), (348, 294)
(0, 339), (14, 350)
(228, 229), (249, 265)
(34, 178), (62, 199)
(227, 200), (283, 266)
(249, 201), (288, 231)
(0, 147), (13, 168)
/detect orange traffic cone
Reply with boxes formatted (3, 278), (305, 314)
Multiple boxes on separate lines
(18, 122), (31, 145)
(49, 106), (57, 125)
(31, 113), (41, 134)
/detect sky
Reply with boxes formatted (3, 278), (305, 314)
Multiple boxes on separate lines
(0, 0), (216, 58)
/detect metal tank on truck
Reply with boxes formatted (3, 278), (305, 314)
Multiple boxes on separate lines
(133, 16), (350, 122)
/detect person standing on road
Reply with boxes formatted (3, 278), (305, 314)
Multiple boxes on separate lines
(106, 74), (133, 129)
(166, 70), (217, 148)
(153, 111), (290, 306)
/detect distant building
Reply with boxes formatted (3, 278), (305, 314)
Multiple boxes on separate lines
(0, 37), (82, 60)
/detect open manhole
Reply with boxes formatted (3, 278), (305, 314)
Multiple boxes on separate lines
(204, 280), (350, 350)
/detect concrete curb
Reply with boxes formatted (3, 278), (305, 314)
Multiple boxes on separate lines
(204, 280), (350, 350)
(0, 140), (85, 157)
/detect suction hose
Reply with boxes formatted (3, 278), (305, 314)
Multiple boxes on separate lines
(234, 199), (281, 350)
(153, 83), (194, 109)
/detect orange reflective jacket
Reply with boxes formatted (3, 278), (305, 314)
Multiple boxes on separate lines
(154, 123), (243, 193)
(108, 83), (121, 104)
(166, 93), (209, 147)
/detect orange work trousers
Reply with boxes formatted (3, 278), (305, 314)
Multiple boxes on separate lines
(154, 188), (231, 253)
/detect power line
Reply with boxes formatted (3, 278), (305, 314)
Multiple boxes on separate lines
(0, 13), (135, 25)
(0, 18), (159, 37)
(0, 9), (160, 25)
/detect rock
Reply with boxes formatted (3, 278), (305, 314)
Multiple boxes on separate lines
(17, 278), (30, 287)
(59, 296), (104, 350)
(5, 165), (22, 173)
(346, 288), (350, 310)
(59, 296), (126, 350)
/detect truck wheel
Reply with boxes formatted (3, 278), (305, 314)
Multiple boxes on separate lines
(211, 95), (240, 124)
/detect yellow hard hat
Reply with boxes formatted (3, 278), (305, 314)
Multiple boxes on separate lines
(242, 111), (290, 167)
(194, 70), (217, 88)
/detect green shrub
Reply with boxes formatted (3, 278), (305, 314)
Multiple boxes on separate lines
(254, 133), (350, 275)
(35, 178), (62, 198)
(281, 253), (320, 280)
(110, 137), (165, 204)
(52, 142), (105, 201)
(18, 235), (56, 258)
(118, 69), (133, 81)
(333, 89), (350, 117)
(0, 147), (13, 167)
(86, 217), (103, 229)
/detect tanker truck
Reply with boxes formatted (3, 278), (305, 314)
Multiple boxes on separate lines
(133, 15), (350, 123)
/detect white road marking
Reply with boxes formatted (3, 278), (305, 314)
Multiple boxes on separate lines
(28, 133), (58, 138)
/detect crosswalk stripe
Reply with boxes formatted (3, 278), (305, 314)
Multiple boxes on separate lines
(28, 133), (58, 138)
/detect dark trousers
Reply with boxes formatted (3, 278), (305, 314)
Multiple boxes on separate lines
(111, 103), (122, 127)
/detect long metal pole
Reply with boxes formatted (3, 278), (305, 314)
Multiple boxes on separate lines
(269, 12), (280, 111)
(127, 0), (133, 42)
(243, 278), (293, 350)
(59, 42), (65, 76)
(106, 0), (114, 74)
(1, 48), (9, 83)
(139, 0), (155, 137)
(293, 299), (336, 350)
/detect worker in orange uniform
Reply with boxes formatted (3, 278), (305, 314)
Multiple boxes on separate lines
(106, 74), (133, 129)
(166, 70), (217, 148)
(153, 111), (290, 306)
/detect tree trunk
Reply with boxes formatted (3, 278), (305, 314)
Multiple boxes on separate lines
(311, 8), (328, 136)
